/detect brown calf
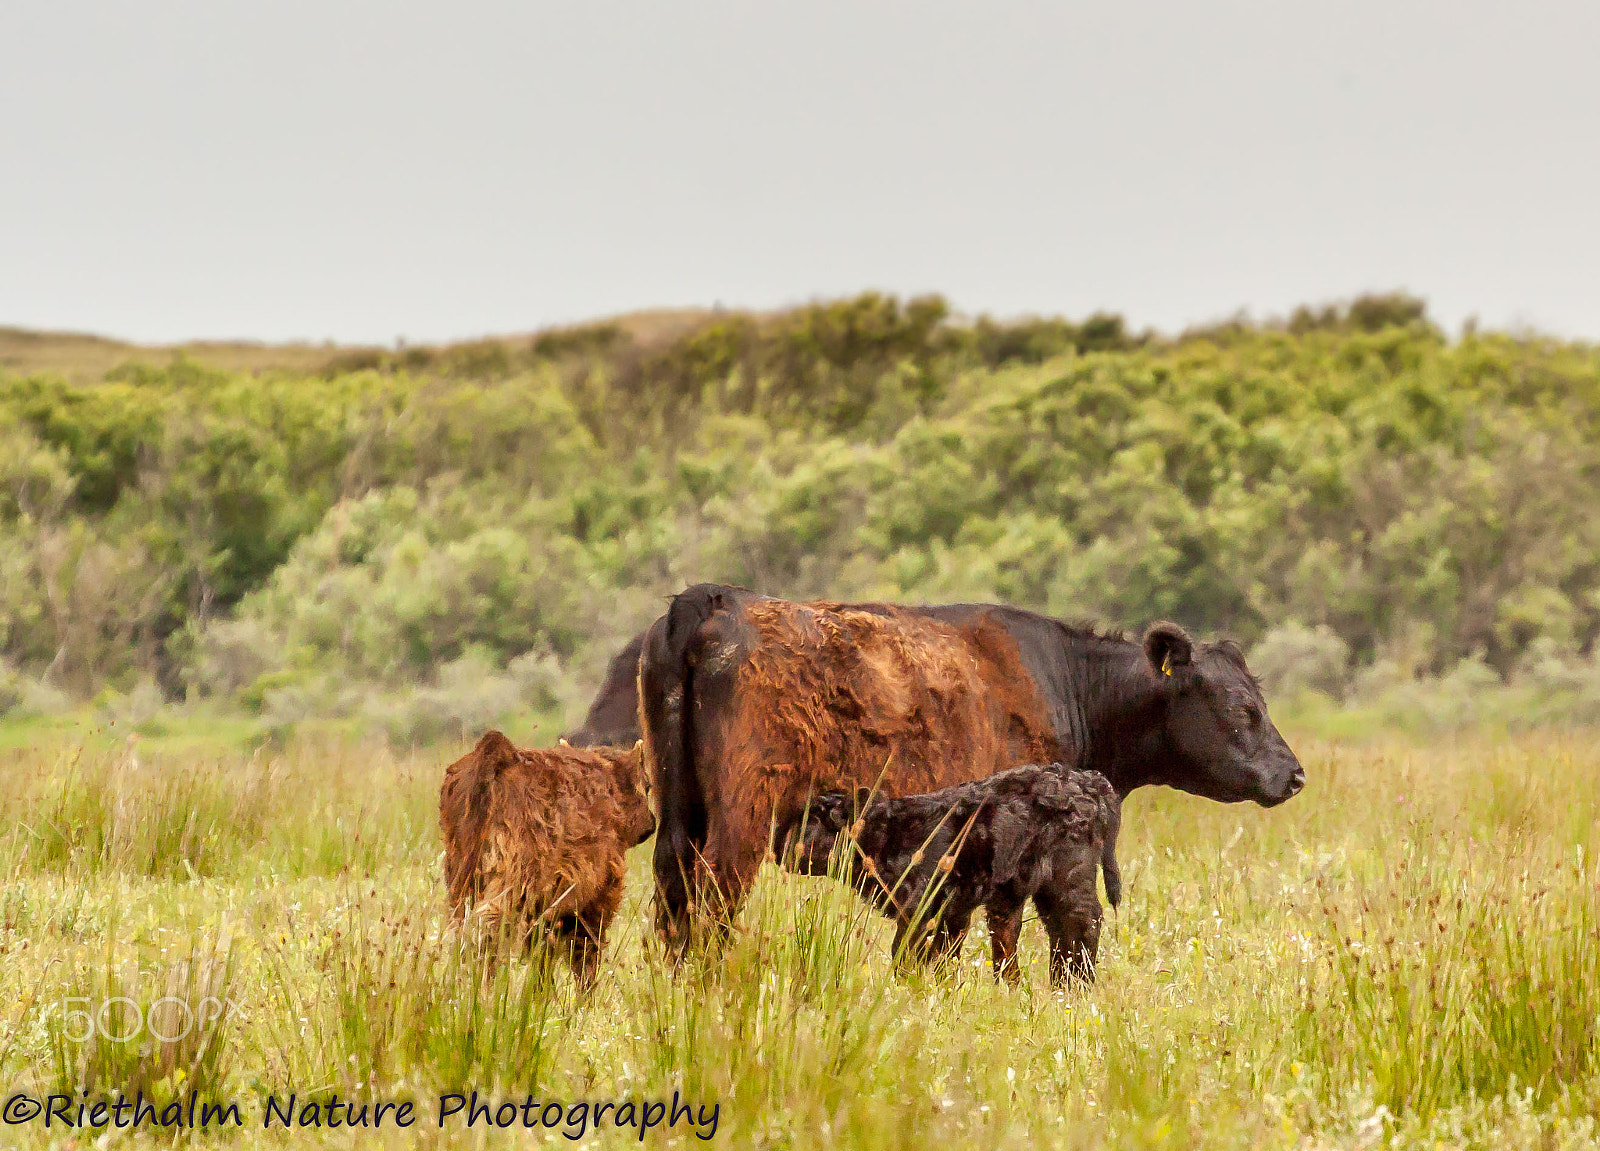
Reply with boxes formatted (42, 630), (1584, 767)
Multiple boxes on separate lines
(439, 730), (655, 986)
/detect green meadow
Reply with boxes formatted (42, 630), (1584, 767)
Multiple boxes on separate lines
(1, 724), (1595, 1149)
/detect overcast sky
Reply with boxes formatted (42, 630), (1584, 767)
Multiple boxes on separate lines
(4, 1), (1597, 345)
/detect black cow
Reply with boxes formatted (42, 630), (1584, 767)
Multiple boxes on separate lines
(638, 584), (1304, 948)
(562, 632), (647, 748)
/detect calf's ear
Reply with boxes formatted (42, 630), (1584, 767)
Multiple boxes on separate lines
(472, 729), (520, 775)
(835, 799), (860, 832)
(852, 786), (875, 813)
(1143, 622), (1193, 682)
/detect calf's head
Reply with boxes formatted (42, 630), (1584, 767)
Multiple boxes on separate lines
(776, 789), (865, 876)
(595, 739), (657, 845)
(1138, 623), (1304, 807)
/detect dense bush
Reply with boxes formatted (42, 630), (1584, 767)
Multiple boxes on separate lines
(1248, 623), (1352, 699)
(2, 293), (1598, 733)
(0, 655), (69, 719)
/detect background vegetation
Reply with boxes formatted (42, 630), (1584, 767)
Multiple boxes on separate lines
(3, 292), (1599, 743)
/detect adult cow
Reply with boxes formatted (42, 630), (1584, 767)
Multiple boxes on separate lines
(562, 632), (647, 748)
(640, 583), (1303, 948)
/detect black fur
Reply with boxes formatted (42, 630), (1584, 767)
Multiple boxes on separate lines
(562, 631), (646, 747)
(779, 763), (1121, 986)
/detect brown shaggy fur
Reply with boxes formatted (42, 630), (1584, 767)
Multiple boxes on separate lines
(439, 730), (655, 986)
(684, 600), (1059, 919)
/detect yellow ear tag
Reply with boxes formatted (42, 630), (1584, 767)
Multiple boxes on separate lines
(1161, 653), (1172, 677)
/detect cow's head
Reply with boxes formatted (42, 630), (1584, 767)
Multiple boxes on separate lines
(1140, 623), (1304, 807)
(598, 739), (656, 845)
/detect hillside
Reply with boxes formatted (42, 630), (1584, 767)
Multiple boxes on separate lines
(3, 292), (1599, 739)
(0, 308), (725, 383)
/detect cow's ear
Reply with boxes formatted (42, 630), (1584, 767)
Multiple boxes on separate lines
(1143, 622), (1193, 683)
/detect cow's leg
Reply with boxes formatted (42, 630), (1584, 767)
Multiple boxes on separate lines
(653, 760), (729, 956)
(985, 895), (1026, 985)
(1034, 882), (1102, 986)
(657, 839), (749, 953)
(643, 606), (713, 957)
(653, 650), (774, 950)
(697, 815), (769, 936)
(653, 831), (701, 954)
(651, 753), (710, 955)
(681, 765), (803, 942)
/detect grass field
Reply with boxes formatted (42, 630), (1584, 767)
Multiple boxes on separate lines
(1, 727), (1597, 1148)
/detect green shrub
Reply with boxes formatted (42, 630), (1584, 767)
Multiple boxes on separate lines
(1250, 623), (1352, 699)
(0, 658), (70, 718)
(362, 650), (524, 749)
(3, 296), (1599, 714)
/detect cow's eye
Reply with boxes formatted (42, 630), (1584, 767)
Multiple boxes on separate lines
(1231, 703), (1260, 733)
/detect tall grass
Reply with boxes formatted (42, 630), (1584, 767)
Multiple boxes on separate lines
(1, 727), (1597, 1147)
(44, 917), (239, 1107)
(258, 904), (569, 1098)
(2, 736), (435, 881)
(1302, 838), (1599, 1118)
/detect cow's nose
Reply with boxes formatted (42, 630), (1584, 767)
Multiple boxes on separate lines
(1287, 767), (1305, 795)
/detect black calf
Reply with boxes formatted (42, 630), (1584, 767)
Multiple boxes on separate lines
(780, 764), (1120, 985)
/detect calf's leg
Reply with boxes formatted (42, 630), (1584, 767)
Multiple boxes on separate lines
(561, 873), (625, 990)
(890, 915), (935, 970)
(890, 894), (972, 973)
(927, 904), (973, 969)
(985, 895), (1026, 985)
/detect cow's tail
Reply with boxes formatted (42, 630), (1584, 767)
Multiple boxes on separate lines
(445, 729), (519, 910)
(641, 584), (723, 945)
(1096, 782), (1123, 910)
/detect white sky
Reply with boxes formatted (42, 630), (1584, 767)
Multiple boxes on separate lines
(3, 1), (1597, 345)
